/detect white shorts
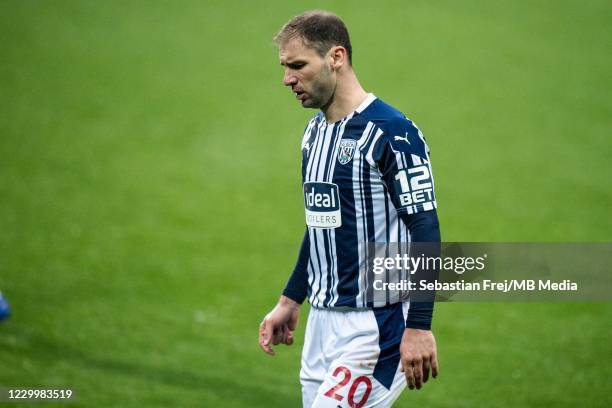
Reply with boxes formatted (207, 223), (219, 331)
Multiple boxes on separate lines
(300, 303), (409, 408)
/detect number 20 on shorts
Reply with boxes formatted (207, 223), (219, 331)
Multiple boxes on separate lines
(323, 365), (373, 407)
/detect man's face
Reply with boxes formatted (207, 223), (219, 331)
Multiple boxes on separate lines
(279, 37), (336, 109)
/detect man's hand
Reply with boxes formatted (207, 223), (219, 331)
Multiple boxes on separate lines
(400, 328), (439, 390)
(259, 296), (300, 356)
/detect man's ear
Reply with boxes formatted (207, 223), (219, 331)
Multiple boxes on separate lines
(329, 46), (347, 71)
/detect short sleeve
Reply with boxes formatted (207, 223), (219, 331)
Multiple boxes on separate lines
(371, 117), (437, 215)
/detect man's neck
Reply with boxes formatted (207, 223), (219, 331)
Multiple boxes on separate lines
(322, 73), (368, 123)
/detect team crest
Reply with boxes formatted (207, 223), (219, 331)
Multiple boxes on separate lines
(337, 139), (357, 165)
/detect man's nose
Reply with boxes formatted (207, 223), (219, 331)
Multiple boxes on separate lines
(283, 70), (297, 86)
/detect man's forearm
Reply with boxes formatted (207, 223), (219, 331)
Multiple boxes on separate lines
(282, 229), (310, 304)
(399, 211), (441, 330)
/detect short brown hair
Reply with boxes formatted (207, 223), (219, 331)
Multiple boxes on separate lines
(274, 10), (353, 65)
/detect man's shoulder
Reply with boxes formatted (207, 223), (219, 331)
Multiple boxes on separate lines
(360, 97), (410, 129)
(360, 97), (423, 145)
(307, 112), (324, 126)
(358, 96), (430, 157)
(300, 112), (323, 138)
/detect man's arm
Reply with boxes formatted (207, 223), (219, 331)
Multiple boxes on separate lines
(399, 211), (440, 390)
(369, 116), (441, 390)
(282, 229), (310, 303)
(259, 229), (309, 355)
(400, 211), (440, 330)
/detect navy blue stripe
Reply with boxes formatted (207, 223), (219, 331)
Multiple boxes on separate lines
(383, 185), (391, 305)
(373, 303), (404, 389)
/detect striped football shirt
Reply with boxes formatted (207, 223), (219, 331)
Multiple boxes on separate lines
(301, 94), (437, 308)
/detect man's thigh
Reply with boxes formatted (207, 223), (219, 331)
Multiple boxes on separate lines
(301, 304), (408, 408)
(310, 360), (406, 408)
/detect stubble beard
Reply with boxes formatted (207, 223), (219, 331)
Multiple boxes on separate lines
(303, 65), (335, 110)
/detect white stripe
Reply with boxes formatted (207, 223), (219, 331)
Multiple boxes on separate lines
(411, 154), (423, 166)
(354, 122), (376, 307)
(308, 229), (322, 307)
(306, 250), (315, 296)
(394, 151), (405, 170)
(352, 129), (369, 308)
(325, 117), (351, 307)
(423, 141), (436, 207)
(301, 118), (316, 149)
(370, 178), (387, 245)
(355, 122), (375, 168)
(370, 170), (388, 307)
(414, 123), (437, 210)
(359, 123), (377, 153)
(355, 93), (376, 113)
(315, 123), (335, 181)
(327, 116), (351, 182)
(386, 196), (403, 303)
(365, 128), (384, 165)
(306, 122), (326, 180)
(328, 228), (339, 307)
(313, 124), (335, 306)
(305, 123), (328, 306)
(314, 229), (329, 307)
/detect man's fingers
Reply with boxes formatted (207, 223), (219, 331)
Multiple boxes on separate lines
(259, 316), (296, 354)
(413, 359), (423, 389)
(431, 353), (439, 378)
(271, 326), (283, 345)
(283, 325), (295, 345)
(260, 343), (275, 355)
(278, 325), (290, 345)
(287, 313), (299, 331)
(402, 360), (416, 390)
(423, 358), (431, 383)
(400, 328), (439, 388)
(258, 319), (275, 356)
(261, 319), (272, 344)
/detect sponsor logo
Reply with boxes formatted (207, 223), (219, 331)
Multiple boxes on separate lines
(394, 165), (435, 207)
(303, 182), (341, 228)
(337, 139), (357, 165)
(394, 132), (411, 145)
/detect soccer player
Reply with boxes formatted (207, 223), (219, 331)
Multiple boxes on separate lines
(259, 10), (441, 407)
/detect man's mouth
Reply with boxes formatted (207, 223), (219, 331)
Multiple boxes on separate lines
(294, 90), (306, 101)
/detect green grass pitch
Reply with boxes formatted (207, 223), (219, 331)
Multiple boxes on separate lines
(0, 1), (610, 406)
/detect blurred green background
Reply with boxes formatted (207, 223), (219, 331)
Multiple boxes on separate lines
(0, 0), (610, 406)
